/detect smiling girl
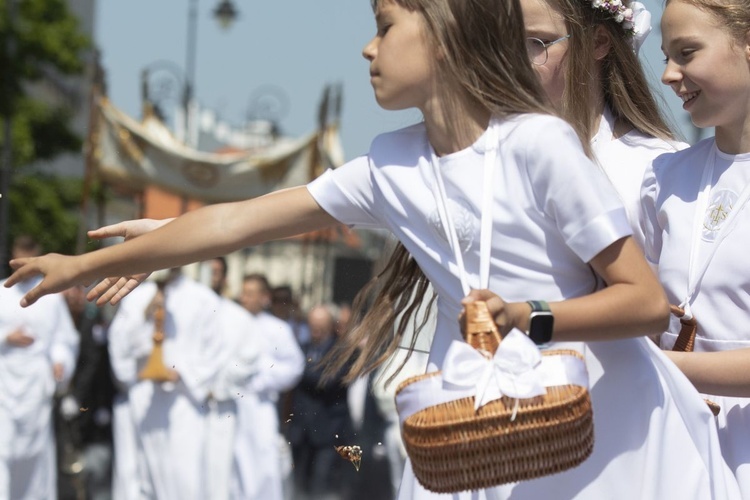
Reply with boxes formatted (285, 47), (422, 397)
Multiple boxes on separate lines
(643, 0), (750, 495)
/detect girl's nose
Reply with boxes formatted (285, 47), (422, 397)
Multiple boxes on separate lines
(661, 59), (680, 88)
(362, 37), (377, 61)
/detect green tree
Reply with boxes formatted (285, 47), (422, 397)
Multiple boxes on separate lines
(1, 0), (91, 261)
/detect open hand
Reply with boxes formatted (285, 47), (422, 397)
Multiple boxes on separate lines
(5, 254), (87, 307)
(84, 218), (170, 306)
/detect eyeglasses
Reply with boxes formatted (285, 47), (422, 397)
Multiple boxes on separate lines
(525, 35), (571, 66)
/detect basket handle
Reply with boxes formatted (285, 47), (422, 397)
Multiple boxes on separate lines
(669, 304), (721, 416)
(461, 301), (502, 356)
(670, 304), (697, 352)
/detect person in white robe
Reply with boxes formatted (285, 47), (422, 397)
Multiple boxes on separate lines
(201, 257), (263, 500)
(232, 273), (304, 500)
(107, 268), (224, 500)
(0, 235), (79, 500)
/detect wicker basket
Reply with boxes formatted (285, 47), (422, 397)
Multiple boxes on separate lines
(396, 301), (594, 493)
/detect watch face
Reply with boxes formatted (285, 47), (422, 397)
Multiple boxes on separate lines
(529, 312), (554, 344)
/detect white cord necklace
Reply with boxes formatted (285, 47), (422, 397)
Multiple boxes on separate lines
(430, 121), (499, 294)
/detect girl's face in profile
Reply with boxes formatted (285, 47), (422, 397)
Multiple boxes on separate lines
(521, 0), (569, 108)
(362, 0), (437, 112)
(661, 0), (750, 133)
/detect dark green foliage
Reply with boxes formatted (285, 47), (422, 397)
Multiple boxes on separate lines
(0, 0), (91, 262)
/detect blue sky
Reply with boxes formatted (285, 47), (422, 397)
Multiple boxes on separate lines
(94, 0), (704, 161)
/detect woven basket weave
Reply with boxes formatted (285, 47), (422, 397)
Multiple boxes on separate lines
(396, 301), (594, 493)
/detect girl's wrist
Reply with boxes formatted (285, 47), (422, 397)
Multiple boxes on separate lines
(505, 301), (531, 334)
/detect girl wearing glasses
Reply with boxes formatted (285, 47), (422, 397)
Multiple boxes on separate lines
(522, 0), (685, 249)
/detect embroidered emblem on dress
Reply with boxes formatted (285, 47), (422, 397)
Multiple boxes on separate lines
(703, 189), (737, 242)
(428, 197), (477, 252)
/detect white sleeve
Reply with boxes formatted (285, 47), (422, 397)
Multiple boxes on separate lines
(107, 295), (154, 387)
(210, 301), (262, 401)
(49, 295), (79, 384)
(307, 155), (383, 228)
(249, 318), (304, 395)
(640, 159), (663, 272)
(519, 116), (631, 263)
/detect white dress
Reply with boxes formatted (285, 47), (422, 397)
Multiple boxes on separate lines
(307, 115), (740, 499)
(591, 106), (686, 249)
(642, 137), (750, 498)
(0, 277), (79, 500)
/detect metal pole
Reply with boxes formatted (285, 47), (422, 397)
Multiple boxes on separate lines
(184, 0), (198, 147)
(181, 0), (199, 214)
(1, 0), (17, 275)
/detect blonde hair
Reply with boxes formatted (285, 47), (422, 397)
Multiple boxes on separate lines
(667, 0), (750, 41)
(549, 0), (675, 141)
(324, 0), (560, 385)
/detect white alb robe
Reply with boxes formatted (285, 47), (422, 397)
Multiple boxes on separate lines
(0, 277), (79, 500)
(206, 297), (263, 500)
(226, 310), (304, 500)
(108, 275), (224, 500)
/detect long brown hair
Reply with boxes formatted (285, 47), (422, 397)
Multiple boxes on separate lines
(324, 0), (558, 385)
(550, 0), (675, 141)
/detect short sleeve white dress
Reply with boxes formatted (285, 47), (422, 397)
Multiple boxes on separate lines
(591, 106), (686, 249)
(642, 136), (750, 498)
(308, 115), (739, 499)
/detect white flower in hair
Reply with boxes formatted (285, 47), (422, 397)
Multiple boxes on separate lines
(587, 0), (644, 37)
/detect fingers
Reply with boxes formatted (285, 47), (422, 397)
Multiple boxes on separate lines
(20, 281), (53, 307)
(88, 277), (126, 305)
(4, 259), (38, 288)
(108, 278), (145, 306)
(461, 289), (498, 305)
(87, 274), (148, 306)
(87, 222), (128, 240)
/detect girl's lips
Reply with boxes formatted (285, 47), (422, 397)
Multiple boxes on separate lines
(680, 90), (700, 109)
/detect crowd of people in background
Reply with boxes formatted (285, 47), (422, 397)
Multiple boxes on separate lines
(1, 235), (404, 500)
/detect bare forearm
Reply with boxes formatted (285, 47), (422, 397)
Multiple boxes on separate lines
(667, 350), (750, 397)
(506, 237), (669, 342)
(80, 187), (336, 282)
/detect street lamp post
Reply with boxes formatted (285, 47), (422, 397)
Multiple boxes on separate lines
(182, 0), (238, 147)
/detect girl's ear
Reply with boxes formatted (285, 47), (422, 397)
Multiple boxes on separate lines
(592, 25), (612, 61)
(744, 30), (750, 61)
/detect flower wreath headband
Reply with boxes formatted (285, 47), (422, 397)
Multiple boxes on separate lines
(589, 0), (652, 53)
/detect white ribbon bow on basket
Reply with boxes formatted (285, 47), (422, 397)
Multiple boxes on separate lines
(442, 329), (546, 410)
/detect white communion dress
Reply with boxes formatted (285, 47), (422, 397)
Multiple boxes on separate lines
(307, 115), (740, 499)
(643, 137), (750, 499)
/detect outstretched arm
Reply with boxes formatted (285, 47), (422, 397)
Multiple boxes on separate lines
(6, 186), (337, 306)
(665, 350), (750, 397)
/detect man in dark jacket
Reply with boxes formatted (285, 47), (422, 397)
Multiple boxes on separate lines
(287, 304), (353, 500)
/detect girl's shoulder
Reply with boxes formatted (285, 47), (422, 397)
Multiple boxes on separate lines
(651, 136), (715, 176)
(619, 130), (688, 155)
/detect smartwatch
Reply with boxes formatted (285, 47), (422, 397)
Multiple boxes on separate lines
(526, 300), (554, 345)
